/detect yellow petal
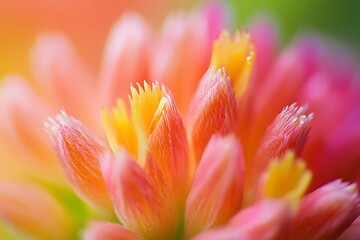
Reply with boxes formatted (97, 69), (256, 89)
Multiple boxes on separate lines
(210, 30), (255, 97)
(102, 81), (167, 166)
(262, 151), (312, 205)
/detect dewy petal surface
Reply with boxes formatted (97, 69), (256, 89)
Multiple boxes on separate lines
(45, 111), (112, 210)
(251, 103), (312, 178)
(193, 200), (292, 240)
(101, 151), (177, 239)
(188, 67), (237, 163)
(185, 135), (244, 238)
(289, 180), (360, 240)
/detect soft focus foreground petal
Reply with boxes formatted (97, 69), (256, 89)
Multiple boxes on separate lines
(186, 135), (244, 238)
(99, 14), (150, 107)
(45, 111), (112, 210)
(0, 182), (74, 240)
(101, 151), (177, 239)
(210, 30), (255, 98)
(151, 6), (222, 114)
(260, 151), (312, 205)
(84, 221), (141, 240)
(289, 180), (360, 240)
(188, 67), (237, 163)
(0, 76), (63, 181)
(338, 215), (360, 240)
(31, 33), (98, 128)
(193, 200), (292, 240)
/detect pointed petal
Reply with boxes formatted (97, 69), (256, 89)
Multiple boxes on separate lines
(0, 182), (74, 239)
(188, 67), (238, 162)
(193, 200), (292, 240)
(185, 135), (244, 237)
(99, 14), (151, 106)
(100, 151), (177, 239)
(289, 180), (360, 240)
(84, 221), (141, 240)
(252, 103), (312, 176)
(31, 33), (97, 127)
(45, 111), (111, 210)
(0, 76), (63, 181)
(147, 94), (190, 206)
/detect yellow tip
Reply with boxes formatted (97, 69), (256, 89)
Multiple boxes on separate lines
(101, 81), (167, 166)
(263, 151), (312, 205)
(210, 30), (255, 98)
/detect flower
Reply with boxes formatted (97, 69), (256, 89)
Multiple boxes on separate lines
(0, 6), (224, 239)
(1, 7), (360, 239)
(44, 27), (360, 237)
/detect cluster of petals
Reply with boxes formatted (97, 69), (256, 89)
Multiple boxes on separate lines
(0, 5), (224, 239)
(0, 5), (360, 240)
(45, 29), (360, 239)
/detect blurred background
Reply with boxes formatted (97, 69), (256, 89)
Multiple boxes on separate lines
(1, 0), (360, 80)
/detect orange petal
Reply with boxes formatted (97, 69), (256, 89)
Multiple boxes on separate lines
(0, 182), (74, 239)
(289, 180), (360, 240)
(100, 150), (177, 239)
(31, 33), (98, 129)
(188, 67), (237, 163)
(99, 14), (151, 107)
(84, 221), (141, 240)
(193, 200), (292, 240)
(147, 94), (190, 207)
(185, 135), (244, 237)
(45, 110), (112, 210)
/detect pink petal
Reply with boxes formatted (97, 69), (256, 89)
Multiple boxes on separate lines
(45, 110), (112, 210)
(0, 76), (63, 181)
(31, 33), (98, 128)
(188, 67), (237, 163)
(84, 221), (141, 240)
(289, 180), (360, 240)
(249, 103), (312, 188)
(338, 215), (360, 240)
(193, 200), (292, 240)
(99, 14), (151, 107)
(150, 7), (221, 114)
(185, 135), (244, 238)
(100, 151), (177, 239)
